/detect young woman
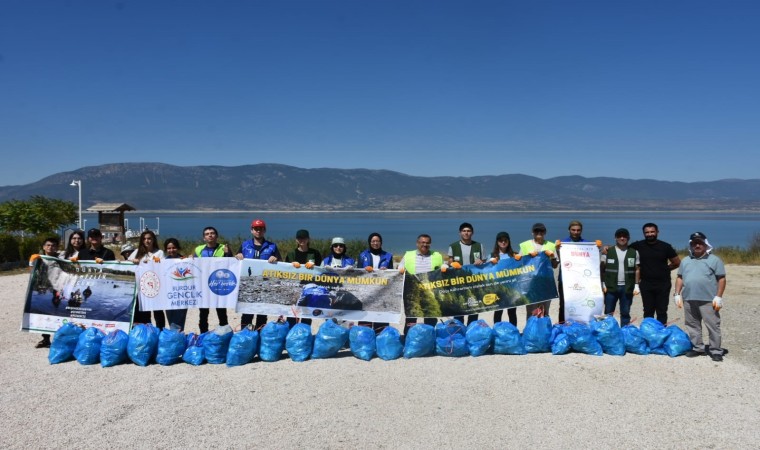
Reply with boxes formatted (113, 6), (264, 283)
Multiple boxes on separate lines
(60, 230), (86, 260)
(129, 230), (166, 329)
(491, 231), (519, 326)
(162, 238), (187, 330)
(321, 237), (356, 268)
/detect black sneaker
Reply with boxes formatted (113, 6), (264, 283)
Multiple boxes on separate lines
(710, 353), (723, 362)
(35, 338), (51, 349)
(685, 350), (705, 358)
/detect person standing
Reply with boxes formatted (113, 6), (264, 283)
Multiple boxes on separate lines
(31, 236), (60, 348)
(601, 228), (640, 326)
(162, 238), (188, 330)
(129, 230), (166, 329)
(489, 231), (519, 326)
(60, 230), (86, 260)
(322, 237), (356, 268)
(357, 232), (393, 332)
(236, 219), (281, 329)
(285, 229), (322, 327)
(556, 220), (589, 323)
(674, 232), (726, 361)
(630, 223), (680, 324)
(194, 226), (232, 333)
(399, 234), (444, 334)
(447, 222), (486, 325)
(519, 223), (559, 320)
(79, 228), (116, 261)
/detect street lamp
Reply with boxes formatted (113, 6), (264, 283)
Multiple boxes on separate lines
(70, 180), (82, 229)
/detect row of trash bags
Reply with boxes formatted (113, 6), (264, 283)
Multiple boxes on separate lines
(48, 315), (693, 366)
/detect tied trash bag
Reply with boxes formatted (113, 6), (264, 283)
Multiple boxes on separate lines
(403, 323), (435, 359)
(100, 329), (129, 367)
(523, 315), (552, 353)
(375, 327), (404, 361)
(465, 320), (494, 357)
(590, 315), (626, 356)
(550, 324), (571, 355)
(640, 318), (669, 350)
(226, 327), (260, 366)
(622, 325), (650, 355)
(435, 319), (468, 357)
(259, 320), (290, 362)
(156, 326), (186, 366)
(349, 325), (376, 361)
(49, 322), (85, 364)
(564, 321), (603, 356)
(312, 320), (349, 359)
(74, 327), (105, 365)
(127, 323), (160, 366)
(493, 322), (526, 355)
(203, 325), (233, 364)
(285, 323), (314, 362)
(663, 325), (692, 357)
(183, 332), (206, 366)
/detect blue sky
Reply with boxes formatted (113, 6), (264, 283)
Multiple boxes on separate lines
(2, 0), (759, 186)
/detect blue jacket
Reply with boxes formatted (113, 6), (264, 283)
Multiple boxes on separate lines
(238, 239), (280, 260)
(322, 255), (356, 268)
(357, 249), (394, 269)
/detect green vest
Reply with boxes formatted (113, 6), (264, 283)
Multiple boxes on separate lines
(195, 244), (227, 257)
(519, 239), (556, 256)
(449, 241), (484, 264)
(403, 251), (443, 275)
(604, 247), (637, 293)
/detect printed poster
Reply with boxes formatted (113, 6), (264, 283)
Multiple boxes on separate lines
(559, 242), (604, 323)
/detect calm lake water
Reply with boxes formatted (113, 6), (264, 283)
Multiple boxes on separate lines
(93, 212), (760, 254)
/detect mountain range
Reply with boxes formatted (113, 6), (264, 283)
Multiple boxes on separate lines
(2, 163), (759, 211)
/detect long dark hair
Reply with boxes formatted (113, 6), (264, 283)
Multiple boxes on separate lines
(491, 232), (516, 258)
(136, 230), (160, 259)
(63, 230), (86, 259)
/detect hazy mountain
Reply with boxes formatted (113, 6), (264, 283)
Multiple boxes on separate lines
(1, 163), (759, 211)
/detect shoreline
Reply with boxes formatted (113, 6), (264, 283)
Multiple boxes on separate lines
(124, 209), (760, 214)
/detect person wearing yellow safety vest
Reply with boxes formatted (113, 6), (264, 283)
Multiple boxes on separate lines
(398, 234), (444, 334)
(193, 226), (233, 333)
(518, 223), (559, 320)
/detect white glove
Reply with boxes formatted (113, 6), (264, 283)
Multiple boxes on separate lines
(633, 284), (640, 296)
(440, 263), (450, 272)
(712, 296), (723, 311)
(674, 294), (683, 309)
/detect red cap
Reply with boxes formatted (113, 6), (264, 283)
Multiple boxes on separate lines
(251, 219), (266, 229)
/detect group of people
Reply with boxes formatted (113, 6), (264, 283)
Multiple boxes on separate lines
(32, 219), (728, 362)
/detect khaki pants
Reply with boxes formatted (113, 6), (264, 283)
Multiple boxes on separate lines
(683, 300), (722, 355)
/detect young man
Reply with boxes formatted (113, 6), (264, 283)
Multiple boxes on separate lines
(630, 223), (680, 324)
(602, 228), (640, 326)
(447, 222), (485, 325)
(399, 234), (444, 334)
(285, 229), (322, 326)
(194, 226), (232, 333)
(31, 236), (60, 348)
(79, 228), (116, 261)
(674, 232), (726, 362)
(519, 223), (559, 320)
(556, 220), (589, 322)
(236, 219), (281, 329)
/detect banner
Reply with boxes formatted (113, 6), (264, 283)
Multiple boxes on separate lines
(237, 259), (404, 323)
(21, 256), (137, 333)
(403, 253), (559, 318)
(136, 258), (241, 310)
(558, 242), (604, 323)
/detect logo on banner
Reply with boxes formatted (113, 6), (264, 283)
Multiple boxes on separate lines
(140, 271), (161, 298)
(170, 264), (197, 281)
(208, 269), (237, 295)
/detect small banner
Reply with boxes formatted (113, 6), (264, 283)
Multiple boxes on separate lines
(237, 259), (404, 323)
(135, 257), (241, 310)
(559, 242), (604, 323)
(403, 253), (559, 318)
(22, 256), (137, 333)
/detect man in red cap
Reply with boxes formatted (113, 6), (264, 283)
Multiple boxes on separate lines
(236, 219), (281, 329)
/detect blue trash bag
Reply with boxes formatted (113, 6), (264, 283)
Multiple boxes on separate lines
(465, 320), (494, 357)
(259, 320), (290, 362)
(156, 326), (186, 366)
(590, 315), (626, 356)
(349, 325), (376, 361)
(100, 329), (130, 367)
(375, 327), (404, 361)
(127, 323), (160, 366)
(183, 332), (206, 365)
(297, 283), (332, 308)
(49, 323), (85, 364)
(312, 320), (350, 359)
(564, 321), (603, 356)
(640, 318), (669, 350)
(550, 324), (571, 355)
(621, 324), (650, 355)
(663, 325), (692, 357)
(435, 319), (469, 357)
(493, 322), (526, 355)
(226, 327), (260, 366)
(285, 323), (314, 362)
(403, 323), (435, 359)
(523, 315), (552, 353)
(203, 325), (234, 364)
(74, 327), (105, 365)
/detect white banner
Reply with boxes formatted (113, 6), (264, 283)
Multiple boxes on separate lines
(559, 242), (604, 323)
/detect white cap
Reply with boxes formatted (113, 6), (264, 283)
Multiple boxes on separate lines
(331, 237), (345, 245)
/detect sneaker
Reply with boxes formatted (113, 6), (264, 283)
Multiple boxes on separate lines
(685, 350), (705, 358)
(35, 338), (51, 349)
(710, 354), (723, 362)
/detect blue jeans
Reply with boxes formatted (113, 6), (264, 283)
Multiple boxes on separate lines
(604, 286), (633, 326)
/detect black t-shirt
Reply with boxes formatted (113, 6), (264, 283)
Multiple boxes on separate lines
(286, 248), (322, 265)
(79, 245), (116, 261)
(630, 240), (677, 284)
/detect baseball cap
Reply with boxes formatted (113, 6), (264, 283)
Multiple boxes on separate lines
(295, 229), (310, 239)
(87, 228), (103, 238)
(532, 223), (547, 232)
(251, 219), (266, 229)
(496, 231), (510, 240)
(614, 228), (630, 238)
(120, 243), (134, 257)
(689, 231), (707, 242)
(331, 237), (345, 246)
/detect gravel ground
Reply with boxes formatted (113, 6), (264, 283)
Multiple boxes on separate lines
(1, 265), (758, 449)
